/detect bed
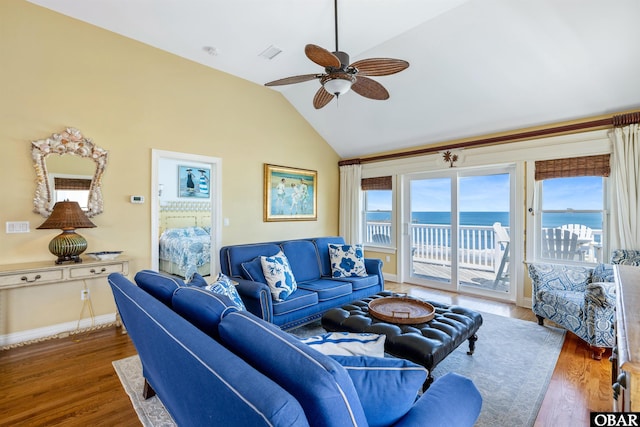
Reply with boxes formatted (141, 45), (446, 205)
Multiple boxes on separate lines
(159, 201), (212, 279)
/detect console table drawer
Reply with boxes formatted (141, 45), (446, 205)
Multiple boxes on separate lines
(69, 262), (126, 279)
(0, 269), (64, 288)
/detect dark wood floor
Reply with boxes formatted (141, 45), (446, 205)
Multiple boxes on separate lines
(0, 283), (612, 426)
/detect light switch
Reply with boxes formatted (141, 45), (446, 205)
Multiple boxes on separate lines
(6, 221), (30, 233)
(223, 218), (230, 226)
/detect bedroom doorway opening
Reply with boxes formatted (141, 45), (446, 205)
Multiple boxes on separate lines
(151, 149), (222, 280)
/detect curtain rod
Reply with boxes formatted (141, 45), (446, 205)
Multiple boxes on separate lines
(338, 111), (640, 166)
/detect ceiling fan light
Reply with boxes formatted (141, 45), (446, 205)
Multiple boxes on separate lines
(323, 77), (352, 96)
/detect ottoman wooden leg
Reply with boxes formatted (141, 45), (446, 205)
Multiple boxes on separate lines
(467, 334), (478, 355)
(422, 373), (434, 392)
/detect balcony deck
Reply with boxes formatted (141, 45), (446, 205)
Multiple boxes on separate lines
(411, 259), (509, 293)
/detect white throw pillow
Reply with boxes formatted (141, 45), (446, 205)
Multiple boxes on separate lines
(328, 243), (367, 278)
(300, 332), (386, 358)
(261, 251), (297, 301)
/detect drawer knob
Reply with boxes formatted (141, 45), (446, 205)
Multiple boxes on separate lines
(89, 268), (107, 275)
(20, 274), (42, 283)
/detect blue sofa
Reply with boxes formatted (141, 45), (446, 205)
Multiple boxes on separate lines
(108, 271), (482, 427)
(220, 237), (384, 330)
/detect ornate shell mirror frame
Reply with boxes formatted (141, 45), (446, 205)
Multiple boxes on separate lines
(32, 127), (108, 218)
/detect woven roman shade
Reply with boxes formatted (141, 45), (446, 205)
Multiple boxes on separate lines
(361, 176), (392, 190)
(534, 154), (610, 181)
(54, 177), (91, 190)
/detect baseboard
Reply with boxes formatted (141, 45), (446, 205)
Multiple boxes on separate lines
(1, 313), (117, 350)
(383, 272), (398, 283)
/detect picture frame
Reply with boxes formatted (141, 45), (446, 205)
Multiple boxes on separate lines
(178, 165), (210, 198)
(264, 164), (317, 221)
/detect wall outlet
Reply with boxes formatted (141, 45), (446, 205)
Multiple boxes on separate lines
(80, 289), (90, 300)
(385, 255), (391, 262)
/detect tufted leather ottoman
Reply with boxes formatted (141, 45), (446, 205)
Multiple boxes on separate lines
(321, 291), (483, 388)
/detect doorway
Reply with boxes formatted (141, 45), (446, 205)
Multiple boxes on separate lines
(151, 149), (222, 279)
(402, 166), (515, 300)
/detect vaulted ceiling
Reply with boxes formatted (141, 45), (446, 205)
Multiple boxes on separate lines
(27, 0), (640, 158)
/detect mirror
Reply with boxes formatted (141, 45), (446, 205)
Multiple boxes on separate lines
(32, 127), (108, 217)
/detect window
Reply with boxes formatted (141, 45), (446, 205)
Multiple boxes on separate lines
(52, 176), (92, 210)
(362, 176), (393, 247)
(534, 155), (609, 264)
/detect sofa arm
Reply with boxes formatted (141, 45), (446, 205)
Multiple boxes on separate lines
(364, 258), (384, 289)
(234, 278), (273, 322)
(392, 373), (481, 427)
(527, 263), (592, 293)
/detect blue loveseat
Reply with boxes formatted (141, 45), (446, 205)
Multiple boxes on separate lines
(220, 237), (384, 330)
(108, 271), (482, 426)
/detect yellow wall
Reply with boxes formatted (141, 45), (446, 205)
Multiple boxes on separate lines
(0, 0), (340, 337)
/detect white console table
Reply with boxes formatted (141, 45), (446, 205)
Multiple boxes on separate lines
(0, 257), (129, 347)
(0, 258), (129, 290)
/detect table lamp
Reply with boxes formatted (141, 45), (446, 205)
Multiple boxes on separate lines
(37, 201), (96, 264)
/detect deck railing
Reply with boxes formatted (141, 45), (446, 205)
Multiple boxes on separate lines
(365, 221), (604, 271)
(366, 222), (500, 271)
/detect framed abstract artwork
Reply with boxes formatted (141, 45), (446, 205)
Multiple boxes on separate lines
(178, 165), (210, 198)
(264, 164), (317, 221)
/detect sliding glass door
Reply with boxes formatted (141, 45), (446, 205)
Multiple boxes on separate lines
(404, 166), (514, 299)
(406, 176), (455, 289)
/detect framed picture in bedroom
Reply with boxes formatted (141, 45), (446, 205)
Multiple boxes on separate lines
(264, 164), (317, 221)
(178, 165), (210, 198)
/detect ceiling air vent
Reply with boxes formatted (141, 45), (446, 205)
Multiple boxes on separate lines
(259, 45), (282, 60)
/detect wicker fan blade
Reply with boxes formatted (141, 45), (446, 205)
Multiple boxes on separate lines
(350, 58), (409, 76)
(305, 44), (341, 68)
(313, 87), (335, 109)
(351, 76), (389, 100)
(265, 74), (321, 87)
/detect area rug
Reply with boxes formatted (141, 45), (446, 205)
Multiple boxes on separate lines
(113, 312), (564, 427)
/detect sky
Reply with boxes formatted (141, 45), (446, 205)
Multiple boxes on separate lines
(367, 175), (603, 212)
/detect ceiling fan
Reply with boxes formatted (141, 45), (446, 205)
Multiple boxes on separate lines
(264, 0), (409, 109)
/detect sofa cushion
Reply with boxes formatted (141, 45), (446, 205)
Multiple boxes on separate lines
(297, 279), (352, 302)
(172, 286), (239, 339)
(300, 332), (386, 357)
(134, 270), (185, 306)
(218, 311), (368, 427)
(280, 240), (322, 282)
(336, 274), (380, 291)
(272, 288), (318, 315)
(328, 244), (367, 278)
(203, 273), (246, 310)
(261, 251), (297, 301)
(330, 355), (427, 427)
(314, 237), (347, 276)
(240, 257), (266, 283)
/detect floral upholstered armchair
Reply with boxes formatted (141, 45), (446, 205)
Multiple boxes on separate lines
(611, 249), (640, 266)
(527, 262), (615, 360)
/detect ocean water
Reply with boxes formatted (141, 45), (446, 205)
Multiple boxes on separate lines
(367, 211), (603, 249)
(367, 211), (602, 229)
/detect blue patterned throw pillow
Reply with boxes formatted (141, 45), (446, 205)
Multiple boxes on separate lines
(204, 272), (246, 311)
(261, 251), (297, 301)
(328, 244), (367, 278)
